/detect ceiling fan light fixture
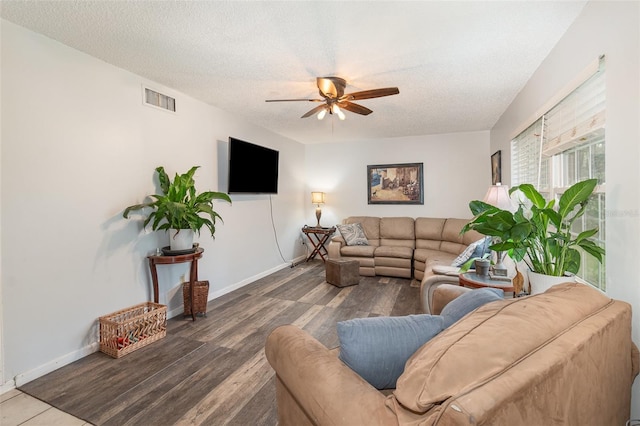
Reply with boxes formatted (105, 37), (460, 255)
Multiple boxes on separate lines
(332, 104), (346, 120)
(266, 76), (398, 120)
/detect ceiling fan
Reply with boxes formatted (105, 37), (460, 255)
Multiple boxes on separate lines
(265, 77), (399, 120)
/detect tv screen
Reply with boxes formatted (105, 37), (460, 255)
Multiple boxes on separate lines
(228, 137), (279, 194)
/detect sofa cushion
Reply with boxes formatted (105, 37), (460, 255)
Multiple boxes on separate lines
(393, 283), (613, 414)
(337, 315), (444, 390)
(374, 245), (414, 259)
(440, 287), (503, 328)
(337, 223), (369, 246)
(344, 216), (381, 243)
(440, 219), (484, 255)
(380, 217), (415, 247)
(341, 244), (376, 257)
(414, 218), (447, 250)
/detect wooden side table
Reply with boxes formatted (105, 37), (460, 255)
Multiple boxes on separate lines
(147, 248), (204, 321)
(459, 272), (516, 296)
(302, 226), (336, 262)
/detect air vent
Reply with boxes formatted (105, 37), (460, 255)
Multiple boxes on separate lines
(143, 87), (176, 112)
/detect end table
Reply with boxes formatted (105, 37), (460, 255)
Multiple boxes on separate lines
(459, 272), (516, 296)
(301, 225), (336, 262)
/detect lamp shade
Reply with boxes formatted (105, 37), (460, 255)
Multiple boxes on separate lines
(311, 192), (325, 204)
(483, 183), (514, 211)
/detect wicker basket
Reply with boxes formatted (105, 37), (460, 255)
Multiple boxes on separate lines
(99, 302), (167, 359)
(183, 280), (209, 317)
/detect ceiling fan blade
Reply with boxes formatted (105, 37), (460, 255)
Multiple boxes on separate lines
(342, 87), (400, 101)
(317, 77), (346, 99)
(338, 101), (373, 116)
(301, 104), (328, 118)
(265, 99), (323, 102)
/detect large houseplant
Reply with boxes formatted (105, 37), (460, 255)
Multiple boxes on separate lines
(123, 166), (231, 250)
(461, 179), (604, 292)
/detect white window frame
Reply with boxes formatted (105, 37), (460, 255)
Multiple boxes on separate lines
(511, 57), (606, 290)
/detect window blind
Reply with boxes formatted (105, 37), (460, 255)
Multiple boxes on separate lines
(510, 56), (606, 290)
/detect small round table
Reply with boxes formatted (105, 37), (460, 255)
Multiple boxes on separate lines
(459, 272), (515, 296)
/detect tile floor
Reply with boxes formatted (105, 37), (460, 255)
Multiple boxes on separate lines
(1, 389), (89, 426)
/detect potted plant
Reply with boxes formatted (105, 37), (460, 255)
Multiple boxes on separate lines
(123, 166), (232, 251)
(461, 179), (605, 294)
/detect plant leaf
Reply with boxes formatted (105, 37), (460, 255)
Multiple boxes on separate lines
(558, 179), (597, 218)
(512, 184), (545, 208)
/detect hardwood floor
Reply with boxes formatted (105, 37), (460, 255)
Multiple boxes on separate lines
(18, 261), (422, 425)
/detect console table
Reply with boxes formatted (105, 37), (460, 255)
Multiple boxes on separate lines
(147, 247), (204, 321)
(301, 226), (336, 262)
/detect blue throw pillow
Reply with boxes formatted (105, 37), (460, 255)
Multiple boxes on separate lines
(440, 288), (504, 328)
(337, 315), (444, 389)
(451, 237), (492, 268)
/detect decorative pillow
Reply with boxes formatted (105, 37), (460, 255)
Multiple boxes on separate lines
(337, 315), (444, 389)
(440, 287), (504, 328)
(337, 223), (369, 246)
(451, 237), (491, 267)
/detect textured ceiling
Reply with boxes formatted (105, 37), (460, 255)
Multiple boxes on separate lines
(1, 1), (586, 144)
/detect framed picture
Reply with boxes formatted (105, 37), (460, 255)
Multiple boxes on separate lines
(367, 163), (424, 204)
(491, 150), (502, 185)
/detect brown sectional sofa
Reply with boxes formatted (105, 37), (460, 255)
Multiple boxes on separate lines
(328, 216), (490, 315)
(327, 215), (483, 280)
(328, 216), (416, 278)
(266, 282), (639, 425)
(412, 217), (481, 281)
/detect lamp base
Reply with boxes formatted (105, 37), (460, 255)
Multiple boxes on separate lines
(492, 251), (508, 276)
(315, 207), (322, 227)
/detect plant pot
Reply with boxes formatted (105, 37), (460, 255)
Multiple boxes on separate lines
(527, 270), (576, 295)
(170, 229), (194, 251)
(475, 259), (490, 276)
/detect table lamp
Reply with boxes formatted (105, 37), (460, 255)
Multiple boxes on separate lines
(311, 192), (325, 227)
(482, 183), (514, 276)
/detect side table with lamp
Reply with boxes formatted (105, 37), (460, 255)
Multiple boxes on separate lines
(302, 191), (335, 262)
(461, 182), (527, 297)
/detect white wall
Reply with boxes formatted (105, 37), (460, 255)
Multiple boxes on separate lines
(0, 20), (306, 387)
(491, 1), (640, 417)
(0, 17), (4, 391)
(305, 131), (491, 226)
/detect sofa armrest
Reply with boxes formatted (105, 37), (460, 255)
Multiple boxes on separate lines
(430, 284), (473, 315)
(420, 274), (466, 314)
(265, 325), (396, 426)
(632, 342), (639, 381)
(327, 238), (344, 259)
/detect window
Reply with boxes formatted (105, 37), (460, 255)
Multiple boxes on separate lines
(511, 57), (606, 290)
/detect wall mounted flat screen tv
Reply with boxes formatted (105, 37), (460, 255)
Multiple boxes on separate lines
(228, 137), (279, 194)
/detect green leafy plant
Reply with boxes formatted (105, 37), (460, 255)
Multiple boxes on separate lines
(461, 179), (604, 277)
(123, 166), (231, 237)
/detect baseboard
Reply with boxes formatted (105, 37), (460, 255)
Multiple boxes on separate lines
(13, 261), (302, 385)
(1, 379), (16, 394)
(167, 261), (297, 319)
(14, 342), (99, 387)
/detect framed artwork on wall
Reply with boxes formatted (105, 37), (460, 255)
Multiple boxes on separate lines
(367, 163), (424, 205)
(491, 150), (502, 185)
